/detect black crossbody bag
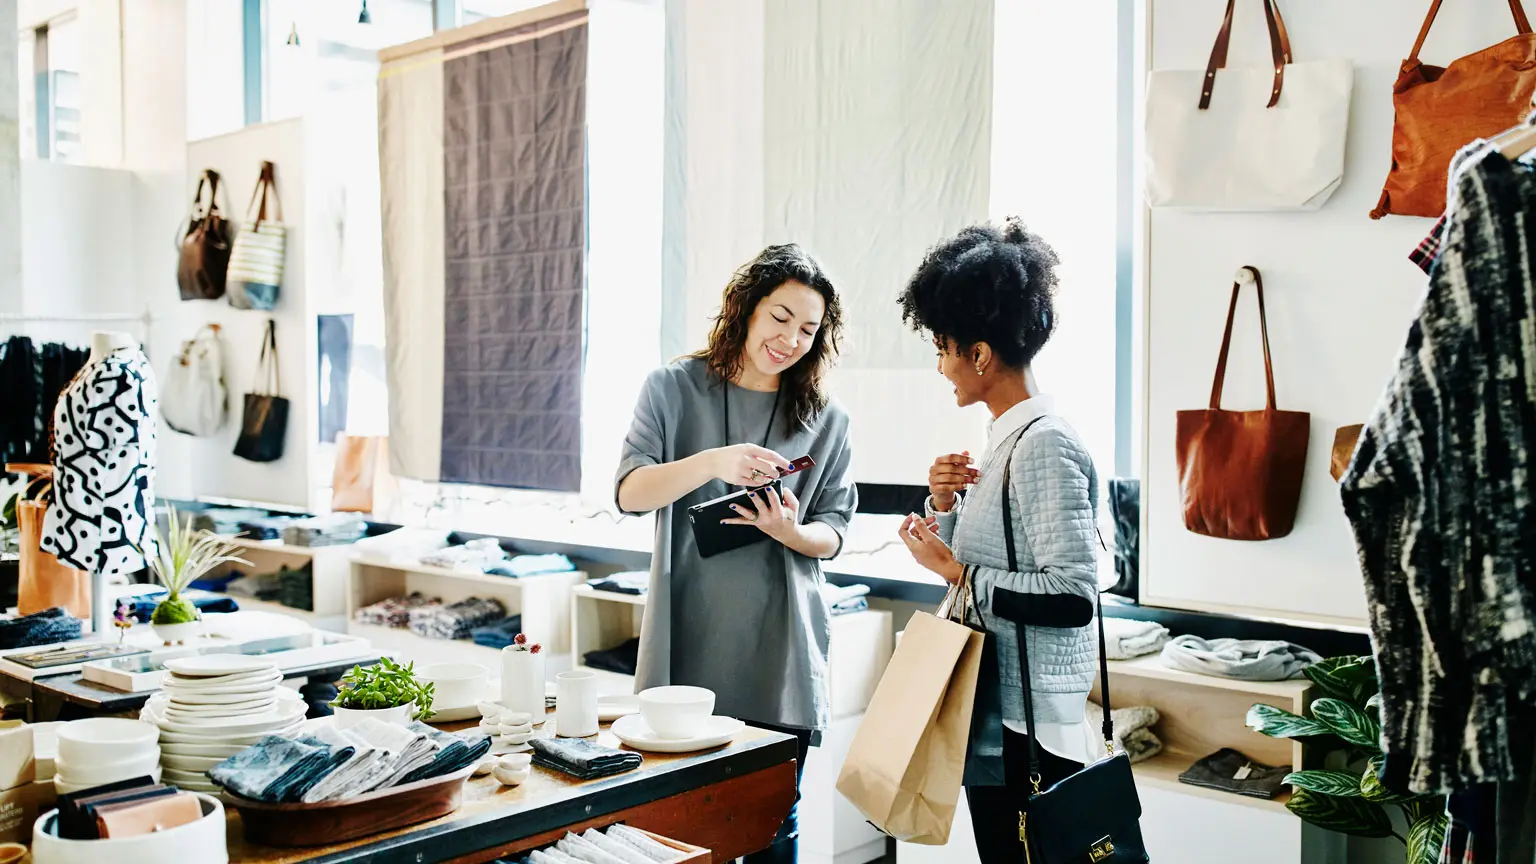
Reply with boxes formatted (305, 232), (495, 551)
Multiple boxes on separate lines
(999, 446), (1149, 864)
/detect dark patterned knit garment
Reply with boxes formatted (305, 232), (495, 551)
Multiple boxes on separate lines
(1342, 151), (1536, 795)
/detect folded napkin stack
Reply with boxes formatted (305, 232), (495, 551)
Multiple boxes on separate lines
(408, 596), (507, 640)
(1101, 617), (1170, 660)
(402, 722), (493, 784)
(421, 538), (508, 572)
(530, 737), (642, 780)
(210, 735), (356, 803)
(516, 824), (692, 864)
(1088, 701), (1163, 764)
(1161, 635), (1322, 681)
(485, 554), (576, 579)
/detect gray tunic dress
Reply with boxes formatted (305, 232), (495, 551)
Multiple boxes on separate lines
(615, 357), (857, 735)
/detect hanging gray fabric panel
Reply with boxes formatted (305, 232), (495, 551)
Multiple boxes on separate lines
(439, 19), (587, 492)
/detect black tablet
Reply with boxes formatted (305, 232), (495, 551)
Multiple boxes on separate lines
(687, 479), (783, 559)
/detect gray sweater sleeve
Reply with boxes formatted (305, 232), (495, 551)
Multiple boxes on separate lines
(614, 369), (672, 516)
(802, 410), (857, 557)
(969, 426), (1099, 601)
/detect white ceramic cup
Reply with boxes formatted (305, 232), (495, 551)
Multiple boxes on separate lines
(555, 670), (599, 738)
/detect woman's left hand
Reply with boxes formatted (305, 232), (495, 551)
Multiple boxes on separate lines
(724, 486), (803, 545)
(899, 514), (965, 584)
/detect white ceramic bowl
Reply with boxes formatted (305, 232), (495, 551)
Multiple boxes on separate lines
(31, 792), (226, 864)
(637, 686), (715, 740)
(53, 765), (162, 797)
(332, 702), (415, 730)
(53, 748), (160, 785)
(416, 662), (489, 714)
(55, 719), (159, 765)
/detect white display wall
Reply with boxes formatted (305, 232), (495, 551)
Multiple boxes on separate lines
(1140, 0), (1523, 626)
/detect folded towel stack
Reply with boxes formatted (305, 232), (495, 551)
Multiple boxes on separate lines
(236, 515), (300, 541)
(421, 538), (508, 572)
(1089, 700), (1163, 764)
(1161, 635), (1322, 681)
(283, 513), (368, 547)
(211, 735), (356, 803)
(530, 737), (642, 780)
(354, 592), (441, 628)
(408, 596), (507, 640)
(1101, 617), (1171, 660)
(588, 572), (648, 596)
(190, 507), (270, 535)
(485, 554), (576, 579)
(402, 722), (493, 783)
(819, 583), (870, 616)
(471, 615), (525, 649)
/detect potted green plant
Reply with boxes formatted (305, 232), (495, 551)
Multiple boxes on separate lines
(147, 507), (248, 644)
(1247, 656), (1447, 864)
(330, 657), (436, 728)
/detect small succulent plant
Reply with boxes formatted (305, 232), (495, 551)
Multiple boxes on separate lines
(331, 657), (436, 720)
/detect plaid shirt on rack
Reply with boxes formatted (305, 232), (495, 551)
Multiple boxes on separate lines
(1410, 215), (1449, 274)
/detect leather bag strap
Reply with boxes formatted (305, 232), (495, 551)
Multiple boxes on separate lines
(1200, 0), (1293, 110)
(1209, 266), (1277, 411)
(244, 161), (284, 226)
(1410, 0), (1532, 62)
(997, 418), (1115, 788)
(255, 319), (280, 395)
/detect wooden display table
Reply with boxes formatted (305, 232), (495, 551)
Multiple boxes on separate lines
(225, 722), (798, 864)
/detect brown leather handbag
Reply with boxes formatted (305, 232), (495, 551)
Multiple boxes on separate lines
(177, 169), (232, 300)
(1176, 267), (1310, 541)
(1372, 0), (1536, 219)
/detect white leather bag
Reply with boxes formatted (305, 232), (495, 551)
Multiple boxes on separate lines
(162, 324), (228, 436)
(1144, 0), (1352, 211)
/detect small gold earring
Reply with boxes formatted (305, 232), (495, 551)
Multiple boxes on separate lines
(975, 366), (984, 376)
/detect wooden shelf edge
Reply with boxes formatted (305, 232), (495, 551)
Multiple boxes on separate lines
(1105, 655), (1312, 700)
(1130, 751), (1293, 814)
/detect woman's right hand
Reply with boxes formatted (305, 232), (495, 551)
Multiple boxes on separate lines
(929, 452), (979, 513)
(708, 444), (792, 487)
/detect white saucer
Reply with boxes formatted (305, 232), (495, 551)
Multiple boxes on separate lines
(610, 715), (744, 753)
(162, 753), (224, 772)
(150, 702), (306, 736)
(156, 725), (301, 746)
(164, 656), (280, 677)
(428, 703), (484, 723)
(597, 695), (640, 722)
(158, 687), (284, 706)
(159, 742), (248, 758)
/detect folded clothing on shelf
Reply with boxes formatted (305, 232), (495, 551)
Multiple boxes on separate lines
(484, 554), (576, 579)
(471, 615), (524, 649)
(351, 527), (451, 563)
(236, 515), (301, 541)
(408, 596), (507, 640)
(282, 513), (368, 548)
(583, 638), (640, 676)
(0, 605), (82, 649)
(421, 537), (508, 572)
(1161, 635), (1321, 681)
(1102, 617), (1171, 660)
(820, 582), (870, 616)
(587, 571), (648, 596)
(1088, 700), (1163, 764)
(190, 507), (270, 535)
(187, 570), (244, 592)
(354, 592), (441, 628)
(1178, 748), (1291, 800)
(120, 590), (239, 624)
(277, 563), (314, 611)
(530, 737), (642, 780)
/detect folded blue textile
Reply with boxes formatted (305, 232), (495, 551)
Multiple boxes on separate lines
(400, 723), (492, 784)
(530, 736), (641, 780)
(470, 615), (523, 649)
(210, 735), (354, 803)
(0, 606), (82, 649)
(121, 590), (239, 623)
(587, 571), (647, 596)
(484, 554), (576, 579)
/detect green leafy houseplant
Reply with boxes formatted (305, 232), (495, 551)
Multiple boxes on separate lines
(148, 507), (248, 625)
(330, 657), (436, 721)
(1246, 656), (1447, 864)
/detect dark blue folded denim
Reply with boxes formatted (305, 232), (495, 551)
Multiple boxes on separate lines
(0, 606), (82, 649)
(530, 737), (641, 780)
(210, 735), (355, 802)
(400, 724), (492, 783)
(470, 615), (523, 649)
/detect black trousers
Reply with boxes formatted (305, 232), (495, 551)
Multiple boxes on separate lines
(741, 722), (814, 864)
(966, 727), (1084, 864)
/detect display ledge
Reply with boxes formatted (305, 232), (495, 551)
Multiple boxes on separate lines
(225, 722), (799, 864)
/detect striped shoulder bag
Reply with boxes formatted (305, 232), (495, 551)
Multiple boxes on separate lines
(227, 160), (286, 311)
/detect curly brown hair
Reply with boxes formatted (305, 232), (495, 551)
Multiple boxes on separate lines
(693, 244), (844, 433)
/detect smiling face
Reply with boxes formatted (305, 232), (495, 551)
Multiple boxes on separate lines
(742, 280), (826, 383)
(935, 337), (988, 408)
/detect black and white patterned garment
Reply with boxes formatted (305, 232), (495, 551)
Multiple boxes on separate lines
(1341, 151), (1536, 795)
(41, 347), (158, 578)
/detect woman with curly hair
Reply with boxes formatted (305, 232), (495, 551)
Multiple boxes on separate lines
(895, 220), (1102, 863)
(616, 244), (857, 863)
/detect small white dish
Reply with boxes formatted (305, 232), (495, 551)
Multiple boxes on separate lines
(161, 700), (277, 720)
(473, 754), (497, 776)
(610, 714), (744, 753)
(53, 749), (160, 785)
(418, 662), (489, 718)
(164, 656), (279, 677)
(492, 762), (530, 786)
(54, 765), (162, 796)
(161, 753), (225, 772)
(498, 753), (532, 770)
(637, 686), (715, 740)
(158, 687), (289, 706)
(597, 694), (641, 722)
(55, 719), (160, 764)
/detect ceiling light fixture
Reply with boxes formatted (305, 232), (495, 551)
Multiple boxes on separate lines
(358, 1), (372, 24)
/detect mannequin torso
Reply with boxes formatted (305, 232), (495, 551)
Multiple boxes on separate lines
(89, 331), (136, 363)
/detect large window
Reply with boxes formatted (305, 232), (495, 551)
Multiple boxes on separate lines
(15, 15), (83, 162)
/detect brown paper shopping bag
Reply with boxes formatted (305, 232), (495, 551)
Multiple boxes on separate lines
(835, 600), (986, 845)
(17, 500), (90, 619)
(331, 435), (399, 514)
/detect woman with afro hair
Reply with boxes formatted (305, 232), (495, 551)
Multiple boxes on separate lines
(895, 219), (1103, 863)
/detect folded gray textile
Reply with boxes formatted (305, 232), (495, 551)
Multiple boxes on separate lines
(1088, 701), (1163, 764)
(1101, 617), (1171, 660)
(530, 737), (642, 780)
(1179, 748), (1291, 800)
(1160, 635), (1321, 681)
(210, 735), (355, 803)
(301, 725), (397, 803)
(401, 723), (492, 783)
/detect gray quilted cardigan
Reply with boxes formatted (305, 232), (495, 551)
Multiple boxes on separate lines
(931, 414), (1100, 786)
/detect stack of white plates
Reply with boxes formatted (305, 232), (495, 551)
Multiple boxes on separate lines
(53, 718), (162, 796)
(138, 655), (305, 794)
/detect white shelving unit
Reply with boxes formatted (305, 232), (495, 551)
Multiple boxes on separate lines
(207, 537), (356, 632)
(570, 584), (645, 689)
(346, 558), (586, 677)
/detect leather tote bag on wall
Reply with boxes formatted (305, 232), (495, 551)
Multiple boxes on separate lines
(234, 320), (290, 463)
(1144, 0), (1353, 211)
(1176, 266), (1310, 541)
(1372, 0), (1536, 219)
(161, 324), (228, 437)
(226, 161), (287, 311)
(177, 169), (233, 301)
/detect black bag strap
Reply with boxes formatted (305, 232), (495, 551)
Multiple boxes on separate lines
(254, 319), (280, 396)
(998, 417), (1114, 794)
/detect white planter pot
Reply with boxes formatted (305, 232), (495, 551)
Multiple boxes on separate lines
(151, 621), (203, 645)
(332, 703), (414, 730)
(500, 648), (545, 719)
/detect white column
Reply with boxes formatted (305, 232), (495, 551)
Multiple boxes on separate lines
(1, 2), (20, 313)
